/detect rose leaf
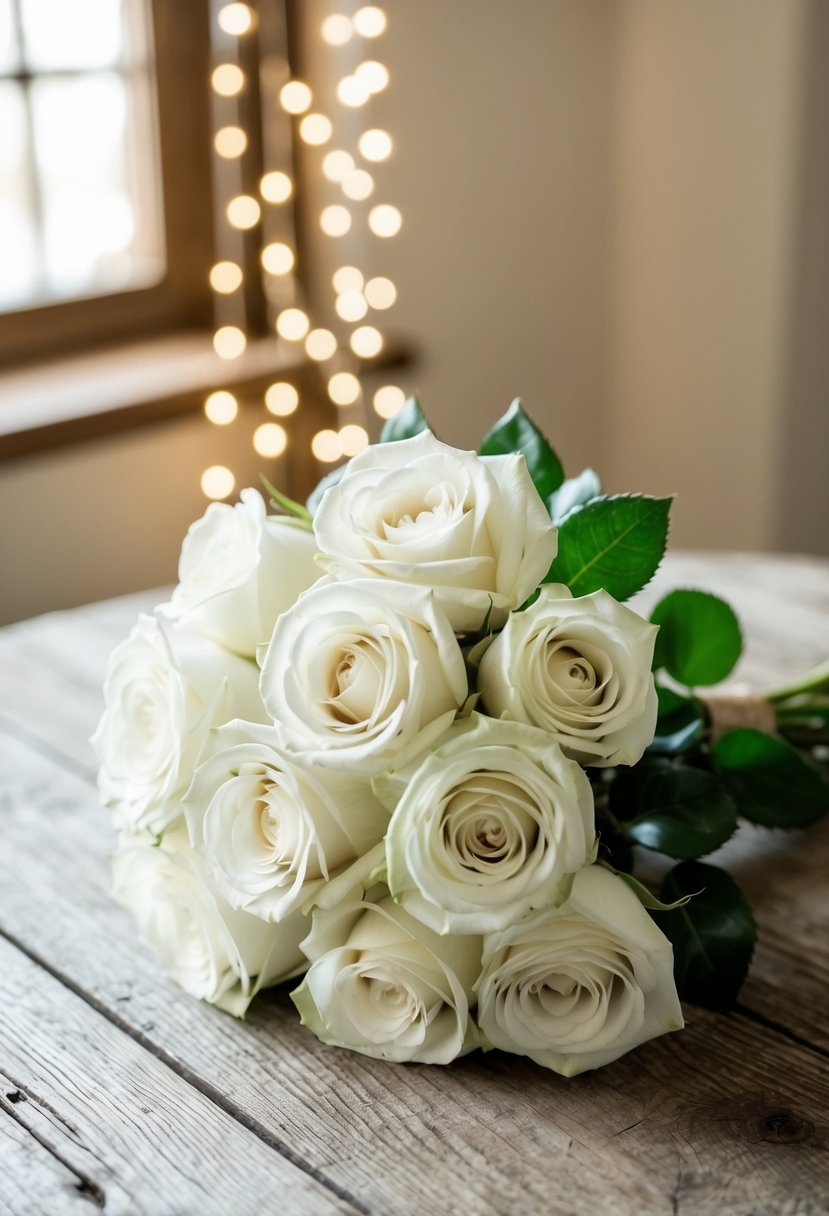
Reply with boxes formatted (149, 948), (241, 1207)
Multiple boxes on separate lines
(478, 398), (565, 500)
(617, 758), (739, 858)
(658, 861), (756, 1008)
(306, 462), (348, 516)
(712, 727), (829, 828)
(647, 685), (705, 755)
(379, 394), (432, 443)
(547, 468), (602, 524)
(651, 589), (742, 687)
(543, 494), (671, 600)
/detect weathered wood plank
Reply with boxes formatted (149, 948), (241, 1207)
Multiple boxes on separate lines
(1, 1093), (101, 1216)
(0, 937), (358, 1216)
(1, 729), (828, 1215)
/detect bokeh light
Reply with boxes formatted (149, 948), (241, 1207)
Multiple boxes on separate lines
(339, 423), (370, 456)
(214, 126), (247, 158)
(365, 275), (396, 309)
(333, 265), (364, 293)
(350, 325), (383, 357)
(276, 308), (310, 341)
(201, 465), (236, 499)
(280, 81), (312, 114)
(353, 6), (387, 38)
(312, 429), (342, 462)
(368, 203), (401, 236)
(328, 371), (361, 405)
(359, 129), (393, 161)
(253, 422), (288, 458)
(227, 194), (261, 229)
(299, 114), (333, 145)
(209, 261), (243, 293)
(260, 171), (292, 203)
(217, 4), (253, 36)
(320, 204), (352, 236)
(265, 382), (299, 416)
(373, 385), (405, 418)
(211, 64), (245, 96)
(261, 242), (294, 275)
(305, 328), (338, 360)
(213, 326), (247, 358)
(204, 391), (238, 425)
(323, 150), (355, 182)
(322, 14), (353, 46)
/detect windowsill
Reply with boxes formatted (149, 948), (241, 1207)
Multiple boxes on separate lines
(0, 329), (413, 461)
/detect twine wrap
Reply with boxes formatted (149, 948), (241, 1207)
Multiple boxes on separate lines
(700, 693), (777, 743)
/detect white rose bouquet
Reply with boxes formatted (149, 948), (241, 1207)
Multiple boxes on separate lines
(96, 398), (828, 1075)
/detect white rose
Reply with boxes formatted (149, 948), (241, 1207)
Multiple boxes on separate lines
(475, 864), (684, 1076)
(159, 488), (320, 658)
(93, 614), (264, 835)
(292, 882), (482, 1063)
(377, 714), (595, 935)
(112, 832), (307, 1017)
(312, 431), (557, 634)
(259, 579), (468, 776)
(478, 585), (658, 766)
(183, 720), (390, 922)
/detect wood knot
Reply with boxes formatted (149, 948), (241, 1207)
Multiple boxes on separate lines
(4, 1090), (23, 1104)
(756, 1107), (815, 1144)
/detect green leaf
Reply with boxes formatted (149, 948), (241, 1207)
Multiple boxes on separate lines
(478, 399), (564, 499)
(379, 394), (431, 443)
(648, 685), (705, 755)
(260, 475), (312, 524)
(543, 494), (671, 600)
(659, 861), (756, 1007)
(712, 728), (829, 828)
(547, 468), (601, 524)
(598, 862), (694, 911)
(616, 758), (738, 858)
(306, 464), (347, 516)
(651, 589), (742, 687)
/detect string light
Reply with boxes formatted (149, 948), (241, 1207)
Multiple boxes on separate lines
(253, 422), (288, 457)
(336, 291), (368, 322)
(368, 203), (401, 236)
(217, 3), (254, 36)
(305, 328), (338, 360)
(280, 81), (312, 113)
(353, 6), (387, 38)
(299, 113), (333, 145)
(359, 129), (392, 161)
(365, 276), (396, 309)
(209, 261), (243, 293)
(333, 265), (364, 293)
(201, 465), (236, 499)
(321, 14), (353, 45)
(312, 429), (342, 462)
(265, 383), (299, 415)
(320, 205), (352, 236)
(350, 325), (383, 357)
(373, 385), (405, 418)
(328, 371), (361, 405)
(355, 61), (389, 94)
(339, 423), (369, 455)
(204, 390), (238, 425)
(342, 169), (374, 200)
(337, 75), (370, 107)
(323, 150), (355, 182)
(213, 326), (247, 358)
(211, 64), (245, 96)
(214, 126), (247, 158)
(261, 242), (294, 274)
(227, 194), (261, 229)
(260, 171), (292, 203)
(276, 308), (310, 341)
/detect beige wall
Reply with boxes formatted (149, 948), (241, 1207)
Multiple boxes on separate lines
(1, 0), (826, 625)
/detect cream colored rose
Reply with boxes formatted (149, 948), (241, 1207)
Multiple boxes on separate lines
(158, 488), (320, 658)
(292, 883), (482, 1063)
(259, 579), (468, 776)
(183, 720), (389, 921)
(311, 431), (556, 634)
(112, 832), (307, 1017)
(377, 715), (595, 935)
(475, 864), (684, 1076)
(92, 615), (265, 836)
(478, 585), (658, 766)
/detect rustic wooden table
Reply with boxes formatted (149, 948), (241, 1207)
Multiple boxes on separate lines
(1, 552), (827, 1216)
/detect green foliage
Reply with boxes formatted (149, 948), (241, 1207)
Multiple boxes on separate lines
(478, 399), (565, 500)
(598, 863), (693, 911)
(613, 758), (738, 858)
(379, 394), (431, 443)
(651, 589), (742, 687)
(658, 862), (756, 1007)
(648, 686), (705, 755)
(543, 495), (671, 600)
(260, 475), (312, 525)
(305, 464), (347, 516)
(547, 468), (601, 524)
(712, 728), (829, 828)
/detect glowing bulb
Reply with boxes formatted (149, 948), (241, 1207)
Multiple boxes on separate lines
(369, 203), (401, 237)
(323, 150), (355, 182)
(337, 74), (370, 107)
(342, 169), (374, 200)
(305, 328), (338, 360)
(354, 6), (387, 37)
(312, 429), (342, 462)
(322, 14), (352, 45)
(365, 276), (396, 309)
(299, 113), (332, 145)
(217, 3), (253, 35)
(320, 204), (352, 236)
(261, 242), (294, 275)
(209, 261), (243, 293)
(276, 308), (310, 341)
(336, 290), (368, 322)
(333, 265), (364, 293)
(265, 382), (299, 415)
(211, 64), (245, 96)
(260, 171), (292, 203)
(213, 326), (247, 359)
(253, 422), (288, 458)
(339, 423), (369, 456)
(214, 126), (247, 158)
(201, 465), (235, 499)
(373, 384), (405, 418)
(350, 325), (383, 357)
(204, 390), (238, 425)
(280, 80), (312, 113)
(355, 61), (389, 94)
(359, 129), (392, 162)
(328, 372), (361, 405)
(227, 194), (261, 229)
